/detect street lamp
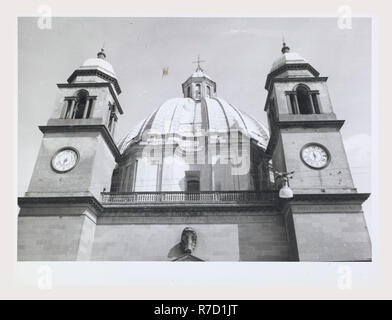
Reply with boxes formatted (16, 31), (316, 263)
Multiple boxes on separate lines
(275, 171), (294, 199)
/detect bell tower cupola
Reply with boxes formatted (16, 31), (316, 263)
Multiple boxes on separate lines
(182, 55), (216, 100)
(49, 48), (123, 138)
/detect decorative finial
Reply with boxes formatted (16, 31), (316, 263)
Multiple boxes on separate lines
(192, 54), (206, 72)
(281, 40), (290, 54)
(97, 48), (106, 59)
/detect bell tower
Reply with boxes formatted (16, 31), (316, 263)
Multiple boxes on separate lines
(266, 42), (372, 261)
(18, 49), (123, 260)
(265, 42), (356, 193)
(24, 48), (122, 199)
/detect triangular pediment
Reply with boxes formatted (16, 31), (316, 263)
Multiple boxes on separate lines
(172, 254), (204, 261)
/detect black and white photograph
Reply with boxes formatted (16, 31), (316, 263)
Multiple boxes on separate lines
(2, 0), (392, 302)
(17, 16), (373, 263)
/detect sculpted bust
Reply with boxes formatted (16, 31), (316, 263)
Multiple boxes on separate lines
(181, 227), (197, 254)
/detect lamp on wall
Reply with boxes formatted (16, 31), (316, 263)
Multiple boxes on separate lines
(276, 171), (295, 199)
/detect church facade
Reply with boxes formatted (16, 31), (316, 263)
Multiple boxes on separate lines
(18, 43), (372, 261)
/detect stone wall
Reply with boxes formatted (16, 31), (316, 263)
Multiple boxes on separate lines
(18, 208), (96, 261)
(17, 200), (371, 261)
(292, 212), (371, 261)
(26, 133), (115, 199)
(280, 128), (355, 192)
(238, 218), (289, 261)
(90, 214), (290, 261)
(26, 132), (99, 196)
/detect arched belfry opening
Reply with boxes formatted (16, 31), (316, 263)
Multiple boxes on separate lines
(73, 90), (89, 119)
(195, 83), (201, 99)
(296, 85), (313, 114)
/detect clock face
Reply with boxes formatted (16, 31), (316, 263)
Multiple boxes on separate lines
(51, 148), (78, 173)
(301, 144), (330, 169)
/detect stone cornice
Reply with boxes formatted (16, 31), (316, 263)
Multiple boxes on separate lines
(39, 124), (121, 161)
(66, 69), (122, 95)
(292, 192), (370, 202)
(57, 82), (123, 114)
(279, 192), (371, 213)
(265, 63), (321, 90)
(271, 76), (328, 85)
(18, 192), (370, 218)
(275, 119), (345, 129)
(101, 202), (279, 213)
(18, 196), (104, 213)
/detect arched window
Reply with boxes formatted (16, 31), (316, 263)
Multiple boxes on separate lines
(207, 86), (211, 97)
(73, 90), (88, 119)
(195, 84), (201, 99)
(296, 85), (313, 114)
(187, 86), (191, 98)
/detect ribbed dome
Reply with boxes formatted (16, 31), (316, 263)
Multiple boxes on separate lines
(118, 97), (269, 153)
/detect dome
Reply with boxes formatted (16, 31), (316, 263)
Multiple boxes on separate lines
(113, 64), (271, 193)
(270, 52), (307, 72)
(68, 49), (122, 95)
(77, 49), (116, 78)
(265, 43), (319, 90)
(79, 57), (116, 78)
(118, 97), (270, 154)
(270, 42), (307, 72)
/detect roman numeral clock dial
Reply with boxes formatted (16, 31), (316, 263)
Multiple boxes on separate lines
(300, 143), (330, 169)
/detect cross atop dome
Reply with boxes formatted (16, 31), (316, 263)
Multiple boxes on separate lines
(192, 54), (206, 71)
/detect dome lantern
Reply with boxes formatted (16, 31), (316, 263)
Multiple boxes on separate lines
(182, 55), (217, 100)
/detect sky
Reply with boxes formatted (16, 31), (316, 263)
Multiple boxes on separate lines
(18, 17), (373, 235)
